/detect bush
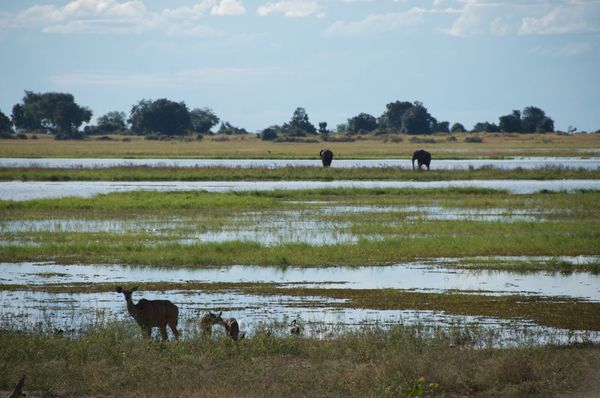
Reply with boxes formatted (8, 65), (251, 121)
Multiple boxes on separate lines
(464, 136), (483, 143)
(410, 137), (436, 144)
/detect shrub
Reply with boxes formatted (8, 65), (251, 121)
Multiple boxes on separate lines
(464, 136), (483, 143)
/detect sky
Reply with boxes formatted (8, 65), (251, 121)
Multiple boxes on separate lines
(1, 0), (599, 132)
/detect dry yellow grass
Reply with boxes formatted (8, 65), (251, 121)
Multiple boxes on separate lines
(1, 132), (599, 158)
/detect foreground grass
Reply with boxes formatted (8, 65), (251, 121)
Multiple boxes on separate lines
(1, 132), (599, 158)
(2, 165), (600, 182)
(1, 324), (599, 397)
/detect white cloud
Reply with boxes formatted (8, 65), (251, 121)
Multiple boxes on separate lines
(211, 0), (246, 16)
(323, 7), (458, 37)
(519, 3), (600, 35)
(448, 0), (600, 37)
(1, 0), (243, 35)
(257, 0), (321, 17)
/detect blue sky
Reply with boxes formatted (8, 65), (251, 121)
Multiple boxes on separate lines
(1, 0), (599, 132)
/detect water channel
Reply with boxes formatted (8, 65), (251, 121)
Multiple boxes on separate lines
(1, 157), (599, 170)
(2, 179), (600, 200)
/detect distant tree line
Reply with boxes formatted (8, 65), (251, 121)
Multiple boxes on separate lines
(0, 90), (580, 141)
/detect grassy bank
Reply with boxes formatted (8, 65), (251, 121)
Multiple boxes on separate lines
(1, 189), (598, 268)
(1, 132), (599, 158)
(1, 324), (598, 397)
(2, 165), (599, 182)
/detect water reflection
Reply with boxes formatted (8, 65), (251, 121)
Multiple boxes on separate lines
(2, 179), (600, 200)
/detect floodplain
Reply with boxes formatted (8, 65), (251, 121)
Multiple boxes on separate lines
(1, 135), (600, 396)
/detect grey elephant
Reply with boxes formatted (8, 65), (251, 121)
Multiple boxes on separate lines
(320, 149), (333, 167)
(412, 149), (431, 170)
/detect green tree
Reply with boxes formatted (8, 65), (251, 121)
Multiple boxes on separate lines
(499, 110), (522, 133)
(96, 111), (127, 133)
(522, 106), (554, 133)
(190, 108), (219, 134)
(282, 107), (317, 136)
(347, 113), (378, 134)
(472, 121), (499, 133)
(450, 123), (466, 133)
(401, 102), (436, 134)
(0, 109), (12, 133)
(433, 121), (450, 133)
(379, 101), (413, 131)
(128, 98), (191, 136)
(217, 121), (248, 135)
(11, 91), (91, 137)
(261, 126), (279, 141)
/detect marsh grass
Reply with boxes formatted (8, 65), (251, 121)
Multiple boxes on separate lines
(1, 190), (599, 268)
(0, 321), (599, 397)
(2, 165), (600, 182)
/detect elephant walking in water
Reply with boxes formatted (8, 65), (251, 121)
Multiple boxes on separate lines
(320, 149), (333, 167)
(412, 149), (431, 170)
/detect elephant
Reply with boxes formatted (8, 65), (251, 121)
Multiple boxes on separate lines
(412, 149), (431, 170)
(320, 149), (333, 168)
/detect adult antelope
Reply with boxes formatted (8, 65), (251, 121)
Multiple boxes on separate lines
(116, 286), (179, 341)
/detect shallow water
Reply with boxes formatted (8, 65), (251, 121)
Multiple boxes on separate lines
(2, 259), (598, 300)
(2, 260), (599, 344)
(1, 157), (599, 170)
(2, 179), (599, 200)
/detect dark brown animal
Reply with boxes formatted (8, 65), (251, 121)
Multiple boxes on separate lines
(214, 312), (241, 341)
(116, 286), (179, 341)
(320, 149), (333, 167)
(412, 149), (431, 170)
(7, 376), (25, 398)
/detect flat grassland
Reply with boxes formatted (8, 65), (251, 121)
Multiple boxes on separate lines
(1, 132), (599, 158)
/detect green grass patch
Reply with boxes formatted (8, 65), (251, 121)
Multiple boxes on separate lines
(0, 323), (598, 397)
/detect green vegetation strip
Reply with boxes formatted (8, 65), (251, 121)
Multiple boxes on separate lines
(2, 281), (599, 331)
(1, 324), (599, 397)
(2, 165), (600, 181)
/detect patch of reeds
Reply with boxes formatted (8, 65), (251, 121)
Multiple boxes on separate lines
(0, 321), (598, 397)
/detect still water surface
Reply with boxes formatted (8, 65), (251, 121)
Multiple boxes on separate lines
(2, 179), (600, 200)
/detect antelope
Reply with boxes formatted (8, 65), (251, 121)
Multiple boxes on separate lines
(116, 286), (179, 342)
(214, 312), (242, 341)
(7, 375), (25, 398)
(290, 319), (301, 336)
(199, 311), (221, 337)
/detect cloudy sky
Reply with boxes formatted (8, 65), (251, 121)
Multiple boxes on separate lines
(1, 0), (599, 132)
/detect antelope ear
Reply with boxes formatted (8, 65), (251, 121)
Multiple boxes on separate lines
(218, 311), (222, 317)
(116, 286), (122, 293)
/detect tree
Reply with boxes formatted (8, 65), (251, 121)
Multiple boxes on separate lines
(217, 121), (248, 135)
(522, 106), (554, 133)
(347, 113), (378, 134)
(498, 110), (522, 133)
(432, 121), (450, 133)
(282, 107), (317, 136)
(128, 98), (191, 136)
(450, 122), (466, 133)
(379, 101), (413, 131)
(96, 111), (127, 133)
(190, 108), (219, 134)
(11, 91), (91, 136)
(379, 101), (436, 134)
(401, 102), (436, 134)
(472, 121), (499, 133)
(0, 109), (12, 133)
(261, 126), (279, 141)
